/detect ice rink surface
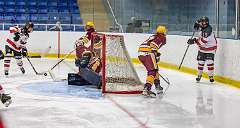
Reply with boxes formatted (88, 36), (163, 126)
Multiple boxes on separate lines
(0, 58), (240, 128)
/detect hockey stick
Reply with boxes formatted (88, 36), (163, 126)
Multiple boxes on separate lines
(26, 57), (48, 76)
(48, 49), (76, 81)
(178, 31), (196, 70)
(160, 74), (170, 85)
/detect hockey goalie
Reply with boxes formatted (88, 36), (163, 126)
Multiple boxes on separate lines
(68, 22), (102, 89)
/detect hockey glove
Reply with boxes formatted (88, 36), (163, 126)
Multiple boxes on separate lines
(0, 50), (4, 60)
(154, 52), (161, 62)
(75, 58), (81, 67)
(78, 54), (91, 68)
(21, 48), (28, 57)
(13, 32), (21, 42)
(194, 22), (200, 30)
(187, 38), (196, 45)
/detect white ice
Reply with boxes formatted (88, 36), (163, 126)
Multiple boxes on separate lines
(0, 58), (240, 128)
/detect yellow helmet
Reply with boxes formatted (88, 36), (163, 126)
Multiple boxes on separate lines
(86, 21), (94, 27)
(156, 25), (167, 34)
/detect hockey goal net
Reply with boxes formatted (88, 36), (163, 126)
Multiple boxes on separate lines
(48, 33), (143, 94)
(92, 33), (143, 94)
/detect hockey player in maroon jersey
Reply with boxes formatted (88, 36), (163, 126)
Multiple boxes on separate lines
(75, 21), (96, 59)
(69, 22), (102, 88)
(3, 22), (34, 76)
(187, 16), (217, 83)
(0, 84), (12, 107)
(75, 21), (102, 74)
(138, 25), (167, 97)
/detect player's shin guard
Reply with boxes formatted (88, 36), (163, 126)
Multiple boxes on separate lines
(16, 57), (25, 74)
(206, 60), (214, 82)
(4, 55), (11, 76)
(196, 60), (205, 82)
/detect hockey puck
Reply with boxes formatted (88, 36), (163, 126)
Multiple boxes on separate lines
(44, 73), (47, 76)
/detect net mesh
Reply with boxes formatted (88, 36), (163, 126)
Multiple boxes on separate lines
(92, 33), (143, 94)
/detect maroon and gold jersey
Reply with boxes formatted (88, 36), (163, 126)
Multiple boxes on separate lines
(88, 57), (102, 73)
(138, 33), (166, 53)
(75, 27), (96, 59)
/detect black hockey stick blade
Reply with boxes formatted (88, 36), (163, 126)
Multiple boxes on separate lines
(160, 74), (170, 85)
(26, 57), (47, 76)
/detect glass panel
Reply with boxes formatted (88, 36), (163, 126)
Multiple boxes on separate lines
(219, 0), (236, 39)
(95, 0), (217, 36)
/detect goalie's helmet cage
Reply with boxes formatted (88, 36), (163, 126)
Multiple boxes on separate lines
(91, 33), (143, 94)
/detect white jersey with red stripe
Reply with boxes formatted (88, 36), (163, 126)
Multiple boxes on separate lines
(6, 26), (28, 52)
(196, 26), (217, 53)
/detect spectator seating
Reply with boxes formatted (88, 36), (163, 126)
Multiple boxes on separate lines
(0, 0), (83, 31)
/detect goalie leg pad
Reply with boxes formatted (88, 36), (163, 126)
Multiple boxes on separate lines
(79, 68), (101, 86)
(68, 73), (90, 85)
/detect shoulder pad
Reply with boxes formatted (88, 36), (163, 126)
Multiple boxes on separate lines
(9, 26), (20, 33)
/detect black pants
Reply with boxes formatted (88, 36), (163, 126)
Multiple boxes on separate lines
(197, 51), (215, 61)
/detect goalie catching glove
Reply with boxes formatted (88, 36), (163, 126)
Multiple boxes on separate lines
(75, 36), (90, 47)
(154, 52), (161, 62)
(75, 51), (92, 68)
(21, 47), (28, 57)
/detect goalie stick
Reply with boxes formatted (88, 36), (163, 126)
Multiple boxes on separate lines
(26, 57), (47, 76)
(48, 49), (76, 81)
(50, 49), (76, 71)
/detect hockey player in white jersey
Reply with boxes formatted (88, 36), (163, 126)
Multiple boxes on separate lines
(4, 22), (34, 76)
(0, 85), (11, 107)
(187, 16), (217, 82)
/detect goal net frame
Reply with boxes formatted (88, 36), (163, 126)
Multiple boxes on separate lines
(92, 33), (143, 94)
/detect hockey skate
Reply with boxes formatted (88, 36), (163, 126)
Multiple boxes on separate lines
(20, 67), (25, 74)
(154, 80), (163, 95)
(209, 76), (214, 83)
(155, 85), (163, 95)
(4, 70), (8, 76)
(142, 89), (156, 98)
(196, 75), (202, 82)
(142, 84), (156, 98)
(0, 93), (12, 107)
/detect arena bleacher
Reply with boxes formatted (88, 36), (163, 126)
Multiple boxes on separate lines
(0, 0), (84, 31)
